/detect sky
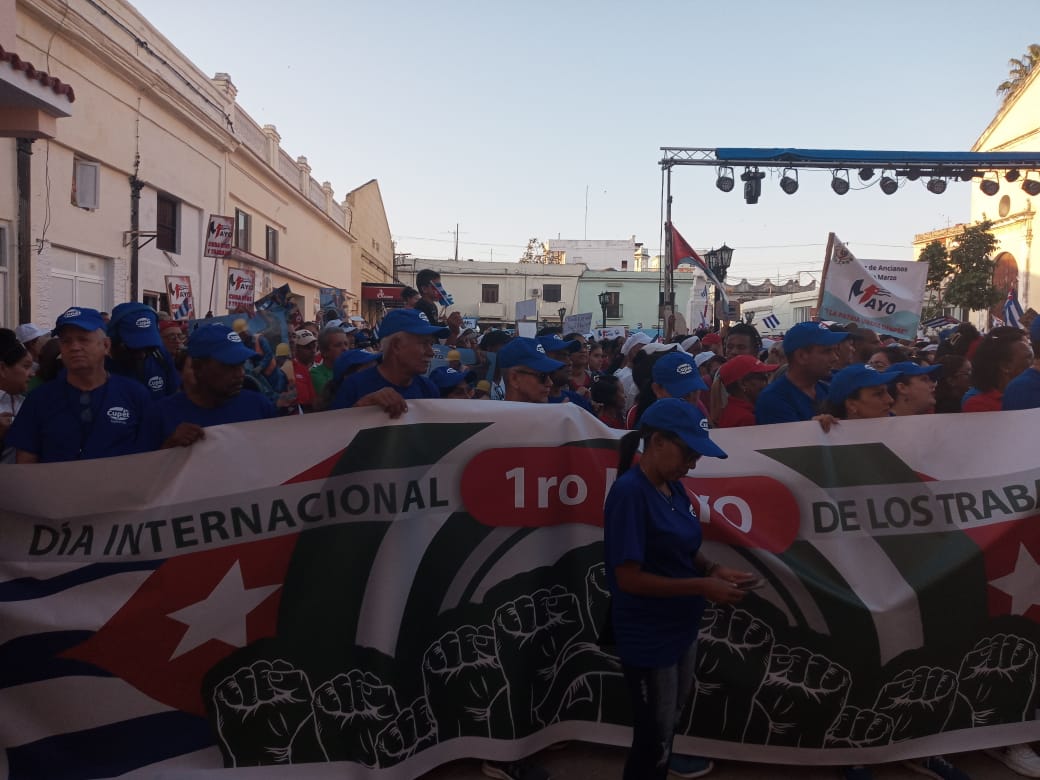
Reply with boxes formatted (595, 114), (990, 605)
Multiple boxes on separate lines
(128, 0), (1040, 286)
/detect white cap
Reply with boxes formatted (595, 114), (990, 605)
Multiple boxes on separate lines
(694, 351), (720, 368)
(15, 323), (49, 344)
(680, 335), (701, 353)
(642, 342), (678, 355)
(325, 318), (344, 329)
(621, 332), (652, 356)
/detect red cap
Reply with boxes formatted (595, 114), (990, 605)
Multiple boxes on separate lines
(719, 354), (778, 385)
(158, 320), (187, 333)
(701, 333), (722, 346)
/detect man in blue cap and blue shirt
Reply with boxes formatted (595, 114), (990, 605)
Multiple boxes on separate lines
(331, 308), (447, 416)
(141, 323), (277, 449)
(756, 322), (849, 425)
(537, 334), (594, 412)
(498, 337), (564, 404)
(106, 301), (180, 399)
(7, 307), (152, 463)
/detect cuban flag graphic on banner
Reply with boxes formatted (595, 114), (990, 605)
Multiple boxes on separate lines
(762, 314), (781, 330)
(1004, 286), (1024, 329)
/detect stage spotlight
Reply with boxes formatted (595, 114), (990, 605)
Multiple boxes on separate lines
(1006, 169), (1021, 182)
(741, 167), (765, 204)
(831, 169), (851, 195)
(926, 178), (947, 194)
(779, 169), (799, 194)
(905, 169), (921, 181)
(958, 170), (974, 182)
(716, 166), (735, 193)
(879, 174), (898, 195)
(1022, 176), (1040, 196)
(980, 174), (1000, 196)
(858, 168), (875, 181)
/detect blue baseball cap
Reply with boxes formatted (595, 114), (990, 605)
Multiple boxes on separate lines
(108, 302), (161, 349)
(378, 308), (449, 339)
(652, 351), (708, 397)
(55, 306), (106, 333)
(888, 361), (942, 380)
(497, 337), (565, 372)
(537, 334), (580, 355)
(829, 364), (900, 405)
(429, 365), (476, 389)
(640, 398), (727, 459)
(332, 349), (379, 383)
(783, 322), (850, 355)
(187, 324), (257, 365)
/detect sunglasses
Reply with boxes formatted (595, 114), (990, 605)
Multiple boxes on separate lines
(515, 369), (552, 383)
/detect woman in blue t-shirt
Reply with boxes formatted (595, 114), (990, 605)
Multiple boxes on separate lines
(604, 397), (755, 780)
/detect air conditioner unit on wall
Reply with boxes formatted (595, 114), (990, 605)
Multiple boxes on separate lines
(530, 288), (540, 297)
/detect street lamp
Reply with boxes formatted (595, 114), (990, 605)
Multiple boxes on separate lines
(704, 243), (734, 330)
(597, 291), (611, 329)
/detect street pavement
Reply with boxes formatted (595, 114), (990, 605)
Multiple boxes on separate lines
(421, 742), (1026, 779)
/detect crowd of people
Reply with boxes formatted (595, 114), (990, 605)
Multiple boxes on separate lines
(3, 268), (1040, 780)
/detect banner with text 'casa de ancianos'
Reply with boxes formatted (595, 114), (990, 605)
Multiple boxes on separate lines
(3, 404), (1040, 778)
(818, 233), (928, 338)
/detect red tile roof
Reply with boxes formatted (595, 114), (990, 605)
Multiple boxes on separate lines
(0, 44), (75, 103)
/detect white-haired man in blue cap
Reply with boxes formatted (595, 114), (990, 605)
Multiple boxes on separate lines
(330, 308), (448, 416)
(498, 337), (564, 404)
(8, 307), (152, 463)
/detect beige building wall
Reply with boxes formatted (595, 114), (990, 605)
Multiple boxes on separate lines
(2, 0), (358, 327)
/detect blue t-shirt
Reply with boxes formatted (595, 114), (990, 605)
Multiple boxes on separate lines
(549, 389), (595, 414)
(603, 466), (705, 668)
(331, 365), (439, 410)
(1002, 367), (1040, 410)
(108, 349), (181, 400)
(6, 373), (152, 462)
(755, 373), (827, 424)
(141, 390), (277, 449)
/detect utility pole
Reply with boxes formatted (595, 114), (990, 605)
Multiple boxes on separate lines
(453, 223), (459, 262)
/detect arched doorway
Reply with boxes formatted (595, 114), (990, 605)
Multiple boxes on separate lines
(990, 252), (1020, 322)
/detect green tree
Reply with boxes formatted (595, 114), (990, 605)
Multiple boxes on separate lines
(918, 240), (951, 322)
(943, 221), (1002, 313)
(996, 44), (1040, 102)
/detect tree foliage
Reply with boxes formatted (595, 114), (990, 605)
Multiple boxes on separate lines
(997, 44), (1040, 102)
(920, 240), (951, 293)
(943, 222), (1002, 313)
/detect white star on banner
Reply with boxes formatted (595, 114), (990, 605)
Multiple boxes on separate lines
(989, 543), (1040, 617)
(167, 561), (280, 660)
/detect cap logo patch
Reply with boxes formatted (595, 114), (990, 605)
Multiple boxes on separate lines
(227, 332), (243, 343)
(699, 418), (709, 432)
(536, 345), (546, 354)
(147, 376), (165, 390)
(418, 313), (430, 323)
(106, 407), (130, 423)
(135, 317), (151, 328)
(65, 308), (82, 318)
(676, 363), (693, 375)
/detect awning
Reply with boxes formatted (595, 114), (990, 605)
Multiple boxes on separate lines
(362, 283), (405, 301)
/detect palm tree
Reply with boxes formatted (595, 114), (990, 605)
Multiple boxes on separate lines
(997, 44), (1040, 102)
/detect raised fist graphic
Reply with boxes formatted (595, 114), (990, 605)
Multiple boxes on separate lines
(749, 645), (851, 747)
(874, 666), (958, 741)
(422, 624), (506, 739)
(958, 634), (1038, 727)
(312, 669), (400, 766)
(584, 563), (610, 635)
(374, 697), (438, 766)
(824, 706), (894, 748)
(212, 659), (314, 766)
(686, 606), (774, 741)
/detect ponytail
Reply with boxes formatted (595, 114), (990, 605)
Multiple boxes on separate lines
(617, 430), (642, 475)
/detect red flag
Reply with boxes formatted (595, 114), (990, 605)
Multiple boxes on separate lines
(668, 222), (729, 303)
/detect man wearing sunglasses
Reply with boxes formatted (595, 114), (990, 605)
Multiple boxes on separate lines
(498, 337), (564, 404)
(8, 307), (151, 463)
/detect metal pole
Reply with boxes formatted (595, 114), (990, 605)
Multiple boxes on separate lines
(16, 139), (34, 323)
(130, 175), (143, 301)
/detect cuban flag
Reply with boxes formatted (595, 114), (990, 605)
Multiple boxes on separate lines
(175, 295), (194, 321)
(762, 314), (781, 330)
(922, 315), (960, 330)
(433, 281), (453, 307)
(1004, 287), (1024, 329)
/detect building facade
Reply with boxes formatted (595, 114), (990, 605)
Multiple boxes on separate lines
(1, 0), (379, 328)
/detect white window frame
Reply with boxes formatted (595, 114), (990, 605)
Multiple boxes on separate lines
(73, 159), (100, 210)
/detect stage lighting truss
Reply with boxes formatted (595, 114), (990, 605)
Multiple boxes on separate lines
(1023, 174), (1040, 197)
(926, 177), (947, 194)
(741, 167), (765, 204)
(1006, 169), (1022, 183)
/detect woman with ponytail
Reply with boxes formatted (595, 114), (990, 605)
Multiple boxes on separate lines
(605, 397), (755, 779)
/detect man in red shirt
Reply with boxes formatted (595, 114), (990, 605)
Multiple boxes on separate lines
(717, 354), (778, 428)
(289, 329), (318, 412)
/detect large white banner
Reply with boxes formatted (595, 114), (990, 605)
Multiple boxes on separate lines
(819, 234), (928, 338)
(3, 404), (1040, 778)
